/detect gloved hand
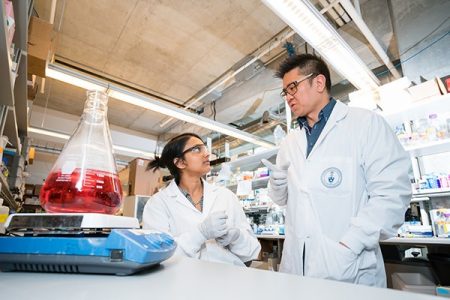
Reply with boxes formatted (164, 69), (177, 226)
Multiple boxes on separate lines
(198, 211), (228, 240)
(216, 228), (240, 247)
(261, 159), (290, 191)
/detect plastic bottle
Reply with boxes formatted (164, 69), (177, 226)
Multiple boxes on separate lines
(416, 118), (429, 142)
(435, 115), (447, 139)
(40, 91), (123, 214)
(0, 198), (10, 234)
(427, 114), (439, 141)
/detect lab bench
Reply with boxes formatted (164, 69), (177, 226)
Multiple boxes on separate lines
(256, 234), (284, 263)
(0, 255), (438, 300)
(380, 237), (450, 288)
(380, 237), (450, 245)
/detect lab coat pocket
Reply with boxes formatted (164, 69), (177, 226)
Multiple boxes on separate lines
(358, 249), (377, 270)
(355, 249), (378, 286)
(279, 238), (303, 274)
(322, 236), (358, 282)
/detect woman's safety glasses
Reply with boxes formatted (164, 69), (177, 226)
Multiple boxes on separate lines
(182, 144), (208, 155)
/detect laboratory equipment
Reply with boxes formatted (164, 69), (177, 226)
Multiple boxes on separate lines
(0, 213), (177, 275)
(40, 91), (122, 214)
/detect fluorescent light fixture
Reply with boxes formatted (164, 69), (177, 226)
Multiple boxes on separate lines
(46, 65), (108, 92)
(28, 126), (70, 139)
(46, 64), (275, 149)
(262, 0), (380, 91)
(28, 127), (155, 159)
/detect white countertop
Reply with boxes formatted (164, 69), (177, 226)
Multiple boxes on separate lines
(256, 234), (285, 239)
(380, 237), (450, 245)
(0, 255), (438, 300)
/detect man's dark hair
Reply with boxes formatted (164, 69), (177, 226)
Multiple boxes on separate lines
(276, 54), (331, 92)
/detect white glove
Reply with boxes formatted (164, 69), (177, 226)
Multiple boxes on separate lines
(198, 211), (228, 240)
(216, 228), (240, 247)
(261, 159), (290, 191)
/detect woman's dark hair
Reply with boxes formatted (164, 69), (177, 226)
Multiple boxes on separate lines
(147, 132), (203, 184)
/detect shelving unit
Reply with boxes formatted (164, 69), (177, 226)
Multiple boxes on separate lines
(225, 147), (279, 170)
(382, 93), (450, 126)
(413, 188), (450, 198)
(404, 139), (450, 157)
(0, 0), (28, 150)
(0, 1), (30, 211)
(0, 172), (16, 210)
(227, 176), (269, 193)
(243, 205), (270, 213)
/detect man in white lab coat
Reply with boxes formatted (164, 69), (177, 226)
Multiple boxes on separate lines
(263, 54), (412, 287)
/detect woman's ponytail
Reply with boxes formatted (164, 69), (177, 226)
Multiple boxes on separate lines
(147, 156), (165, 171)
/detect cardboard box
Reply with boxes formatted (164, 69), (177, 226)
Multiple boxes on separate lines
(127, 158), (162, 196)
(33, 184), (43, 196)
(122, 195), (151, 222)
(27, 81), (38, 100)
(118, 167), (130, 197)
(408, 78), (443, 102)
(28, 16), (55, 77)
(25, 184), (34, 196)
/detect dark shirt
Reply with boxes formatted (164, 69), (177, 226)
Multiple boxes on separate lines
(178, 184), (204, 212)
(297, 98), (337, 157)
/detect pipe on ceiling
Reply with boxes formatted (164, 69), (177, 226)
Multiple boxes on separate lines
(339, 0), (401, 79)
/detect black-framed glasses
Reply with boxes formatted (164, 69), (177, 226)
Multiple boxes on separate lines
(280, 73), (316, 98)
(182, 144), (208, 156)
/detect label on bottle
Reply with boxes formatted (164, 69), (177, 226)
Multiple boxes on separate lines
(0, 214), (8, 223)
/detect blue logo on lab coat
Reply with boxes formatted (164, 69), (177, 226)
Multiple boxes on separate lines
(321, 167), (342, 188)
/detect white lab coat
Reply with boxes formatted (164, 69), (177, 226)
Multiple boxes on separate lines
(142, 179), (261, 266)
(269, 101), (412, 287)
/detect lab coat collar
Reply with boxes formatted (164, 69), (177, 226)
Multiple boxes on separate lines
(202, 179), (219, 216)
(308, 99), (348, 157)
(165, 178), (219, 215)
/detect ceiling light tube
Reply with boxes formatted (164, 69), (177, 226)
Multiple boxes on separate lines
(108, 88), (276, 149)
(46, 64), (108, 92)
(262, 0), (380, 91)
(28, 127), (155, 158)
(46, 64), (276, 149)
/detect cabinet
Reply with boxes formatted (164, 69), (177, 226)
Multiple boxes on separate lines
(0, 1), (30, 211)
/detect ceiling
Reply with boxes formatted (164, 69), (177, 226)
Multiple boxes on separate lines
(29, 0), (408, 159)
(32, 0), (288, 138)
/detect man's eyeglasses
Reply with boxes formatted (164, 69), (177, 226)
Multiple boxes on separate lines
(280, 73), (316, 98)
(182, 144), (208, 156)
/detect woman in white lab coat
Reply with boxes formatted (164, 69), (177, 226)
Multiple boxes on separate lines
(142, 133), (260, 266)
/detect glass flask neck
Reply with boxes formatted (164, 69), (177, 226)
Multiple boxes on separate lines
(84, 90), (108, 113)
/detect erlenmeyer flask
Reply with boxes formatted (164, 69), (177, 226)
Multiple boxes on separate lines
(40, 90), (123, 214)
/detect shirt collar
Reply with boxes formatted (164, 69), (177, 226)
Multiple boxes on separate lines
(297, 98), (336, 129)
(178, 180), (204, 198)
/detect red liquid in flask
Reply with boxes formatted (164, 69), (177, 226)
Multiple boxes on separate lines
(40, 168), (123, 214)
